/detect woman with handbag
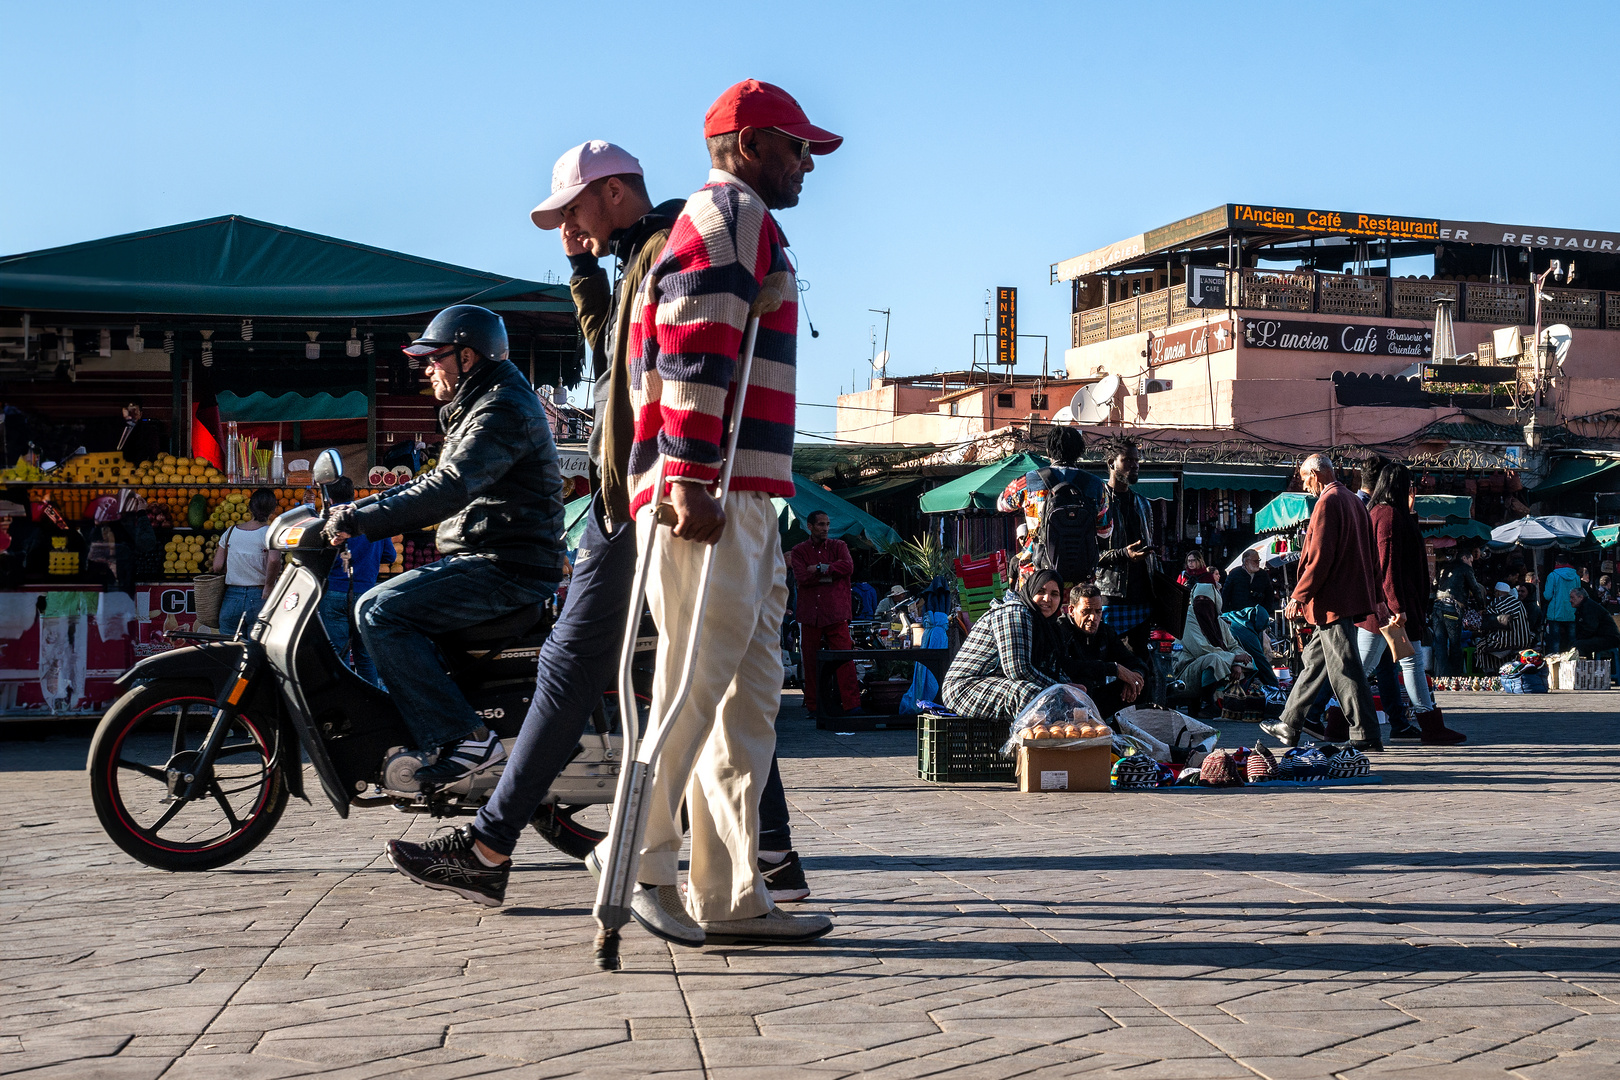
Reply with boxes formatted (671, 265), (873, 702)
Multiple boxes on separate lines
(211, 487), (281, 638)
(1368, 464), (1463, 745)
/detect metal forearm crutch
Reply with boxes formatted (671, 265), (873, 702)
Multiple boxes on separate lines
(594, 316), (761, 971)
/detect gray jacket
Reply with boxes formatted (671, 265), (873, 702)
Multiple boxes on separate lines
(350, 357), (566, 580)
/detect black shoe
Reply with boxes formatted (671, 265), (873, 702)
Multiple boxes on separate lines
(385, 825), (509, 908)
(1349, 738), (1385, 753)
(414, 729), (507, 785)
(1259, 720), (1299, 747)
(1387, 717), (1421, 742)
(759, 850), (810, 903)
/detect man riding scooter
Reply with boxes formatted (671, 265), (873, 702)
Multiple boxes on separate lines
(324, 304), (567, 785)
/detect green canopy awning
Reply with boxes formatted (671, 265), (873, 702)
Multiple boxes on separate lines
(1181, 465), (1291, 492)
(563, 495), (593, 552)
(832, 476), (926, 503)
(1592, 524), (1619, 547)
(1531, 457), (1620, 500)
(1135, 473), (1177, 502)
(215, 390), (370, 422)
(1414, 494), (1473, 520)
(775, 474), (901, 550)
(919, 452), (1047, 513)
(1423, 517), (1492, 541)
(1255, 492), (1315, 534)
(0, 215), (568, 317)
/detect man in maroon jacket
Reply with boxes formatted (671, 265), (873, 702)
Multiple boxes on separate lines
(788, 510), (861, 714)
(1261, 454), (1384, 751)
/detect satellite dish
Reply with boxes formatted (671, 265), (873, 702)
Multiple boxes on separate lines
(1051, 405), (1076, 423)
(1070, 374), (1123, 424)
(872, 350), (889, 371)
(1542, 324), (1573, 365)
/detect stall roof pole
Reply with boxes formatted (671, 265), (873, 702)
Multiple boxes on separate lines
(170, 348), (184, 457)
(367, 352), (378, 468)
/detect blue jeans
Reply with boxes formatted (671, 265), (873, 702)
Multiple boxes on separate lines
(1546, 620), (1576, 653)
(319, 586), (381, 687)
(355, 553), (550, 752)
(1430, 601), (1463, 675)
(219, 585), (263, 638)
(471, 497), (635, 857)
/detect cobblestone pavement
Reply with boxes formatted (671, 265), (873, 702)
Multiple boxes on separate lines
(6, 691), (1620, 1078)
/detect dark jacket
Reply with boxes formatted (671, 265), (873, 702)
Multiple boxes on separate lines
(1292, 481), (1379, 626)
(350, 357), (566, 580)
(1095, 484), (1154, 601)
(568, 199), (683, 529)
(1368, 503), (1431, 622)
(1222, 566), (1277, 613)
(1574, 596), (1620, 644)
(1435, 558), (1487, 607)
(1060, 617), (1147, 688)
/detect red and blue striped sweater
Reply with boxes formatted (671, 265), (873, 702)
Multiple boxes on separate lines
(626, 170), (797, 515)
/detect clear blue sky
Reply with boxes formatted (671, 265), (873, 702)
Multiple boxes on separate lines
(5, 1), (1617, 440)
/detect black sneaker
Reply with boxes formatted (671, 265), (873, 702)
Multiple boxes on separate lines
(385, 825), (509, 907)
(414, 729), (506, 785)
(759, 850), (810, 902)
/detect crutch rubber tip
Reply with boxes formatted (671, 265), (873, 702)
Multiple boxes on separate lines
(594, 929), (622, 972)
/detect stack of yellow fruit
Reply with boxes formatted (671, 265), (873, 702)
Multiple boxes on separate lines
(205, 492), (252, 529)
(47, 536), (80, 575)
(131, 454), (225, 485)
(0, 456), (48, 482)
(57, 451), (138, 485)
(163, 533), (216, 576)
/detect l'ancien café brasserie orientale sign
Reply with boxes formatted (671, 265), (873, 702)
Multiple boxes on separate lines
(1149, 321), (1234, 366)
(1242, 318), (1432, 357)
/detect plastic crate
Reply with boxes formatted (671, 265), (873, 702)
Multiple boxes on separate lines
(918, 711), (1015, 783)
(953, 551), (1009, 589)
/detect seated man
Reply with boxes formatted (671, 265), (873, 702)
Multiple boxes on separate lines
(326, 305), (567, 784)
(1477, 580), (1532, 670)
(1571, 587), (1620, 679)
(1060, 583), (1146, 719)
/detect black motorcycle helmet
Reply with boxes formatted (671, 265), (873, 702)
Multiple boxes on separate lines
(404, 304), (509, 364)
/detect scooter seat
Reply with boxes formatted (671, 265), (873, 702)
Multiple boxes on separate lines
(435, 604), (547, 650)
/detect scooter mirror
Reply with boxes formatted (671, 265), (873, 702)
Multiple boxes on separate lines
(312, 448), (344, 486)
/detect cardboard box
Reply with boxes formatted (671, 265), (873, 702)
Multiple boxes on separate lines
(1016, 744), (1112, 792)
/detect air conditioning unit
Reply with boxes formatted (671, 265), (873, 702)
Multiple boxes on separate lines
(1141, 378), (1174, 394)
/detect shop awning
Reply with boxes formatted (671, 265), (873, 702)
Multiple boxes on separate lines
(1180, 465), (1291, 492)
(1423, 518), (1492, 542)
(1414, 495), (1473, 520)
(1136, 473), (1177, 502)
(0, 215), (568, 317)
(1530, 457), (1620, 500)
(919, 453), (1046, 513)
(776, 474), (901, 551)
(1255, 492), (1315, 534)
(832, 476), (926, 503)
(1595, 524), (1620, 546)
(215, 390), (370, 422)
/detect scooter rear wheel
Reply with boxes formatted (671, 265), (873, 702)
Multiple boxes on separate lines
(88, 679), (287, 871)
(530, 803), (607, 859)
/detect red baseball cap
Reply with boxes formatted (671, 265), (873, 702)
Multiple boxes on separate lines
(703, 80), (842, 153)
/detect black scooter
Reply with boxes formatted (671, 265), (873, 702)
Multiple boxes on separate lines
(87, 450), (648, 871)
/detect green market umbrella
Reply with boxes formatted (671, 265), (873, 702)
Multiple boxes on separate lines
(918, 452), (1047, 513)
(775, 474), (901, 551)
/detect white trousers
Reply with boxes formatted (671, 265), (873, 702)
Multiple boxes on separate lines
(637, 491), (787, 921)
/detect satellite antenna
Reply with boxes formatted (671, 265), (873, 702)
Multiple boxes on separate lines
(1542, 324), (1573, 366)
(1071, 374), (1122, 424)
(1051, 405), (1076, 423)
(872, 350), (889, 372)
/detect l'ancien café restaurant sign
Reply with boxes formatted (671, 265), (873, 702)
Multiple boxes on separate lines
(1242, 318), (1432, 357)
(1148, 320), (1234, 366)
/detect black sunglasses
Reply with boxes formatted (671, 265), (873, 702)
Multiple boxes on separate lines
(761, 128), (812, 160)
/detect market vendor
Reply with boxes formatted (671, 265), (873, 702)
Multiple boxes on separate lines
(1172, 582), (1256, 717)
(941, 568), (1068, 722)
(1476, 580), (1533, 671)
(1060, 583), (1146, 719)
(1571, 588), (1620, 678)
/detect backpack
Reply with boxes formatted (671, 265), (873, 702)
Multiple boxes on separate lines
(1032, 467), (1100, 584)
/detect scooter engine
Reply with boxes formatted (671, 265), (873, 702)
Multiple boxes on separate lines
(379, 747), (429, 796)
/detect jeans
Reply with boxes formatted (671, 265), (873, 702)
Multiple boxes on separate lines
(219, 585), (263, 638)
(760, 755), (792, 852)
(1430, 601), (1463, 675)
(471, 497), (635, 858)
(1355, 626), (1434, 715)
(355, 553), (550, 752)
(319, 586), (381, 686)
(1546, 620), (1577, 654)
(1280, 619), (1379, 742)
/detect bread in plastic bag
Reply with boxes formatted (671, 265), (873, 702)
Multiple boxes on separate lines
(1003, 684), (1109, 754)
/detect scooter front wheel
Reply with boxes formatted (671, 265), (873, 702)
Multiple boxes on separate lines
(88, 679), (287, 871)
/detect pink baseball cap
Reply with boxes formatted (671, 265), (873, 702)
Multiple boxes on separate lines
(530, 141), (643, 230)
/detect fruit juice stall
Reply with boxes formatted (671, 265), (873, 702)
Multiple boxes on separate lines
(0, 215), (579, 718)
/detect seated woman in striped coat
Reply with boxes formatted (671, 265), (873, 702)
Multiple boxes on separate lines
(942, 569), (1069, 721)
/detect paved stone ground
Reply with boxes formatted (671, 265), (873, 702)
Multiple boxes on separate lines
(6, 691), (1620, 1079)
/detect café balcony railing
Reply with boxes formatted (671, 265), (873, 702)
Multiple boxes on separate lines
(1068, 270), (1613, 348)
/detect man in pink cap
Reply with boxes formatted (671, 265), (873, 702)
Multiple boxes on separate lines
(613, 80), (841, 946)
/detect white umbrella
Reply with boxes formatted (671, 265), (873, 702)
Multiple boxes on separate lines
(1225, 537), (1303, 573)
(1489, 515), (1593, 549)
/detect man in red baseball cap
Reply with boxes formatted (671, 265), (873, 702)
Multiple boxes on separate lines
(611, 80), (841, 949)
